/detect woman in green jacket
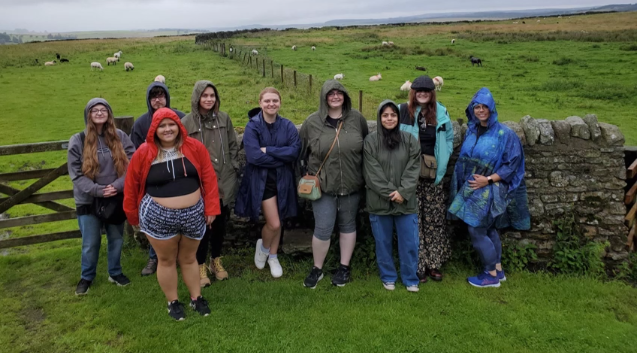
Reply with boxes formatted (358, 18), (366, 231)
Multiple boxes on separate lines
(182, 80), (239, 287)
(364, 100), (421, 292)
(299, 80), (369, 289)
(399, 76), (454, 282)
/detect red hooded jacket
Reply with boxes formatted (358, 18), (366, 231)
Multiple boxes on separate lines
(123, 108), (220, 225)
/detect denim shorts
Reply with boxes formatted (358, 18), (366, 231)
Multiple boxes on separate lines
(139, 194), (206, 241)
(311, 192), (360, 240)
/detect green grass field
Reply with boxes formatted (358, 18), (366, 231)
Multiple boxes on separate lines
(1, 12), (637, 353)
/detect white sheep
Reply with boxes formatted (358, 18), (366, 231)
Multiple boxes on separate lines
(124, 62), (134, 71)
(451, 39), (456, 44)
(333, 73), (344, 80)
(44, 61), (56, 66)
(433, 76), (444, 91)
(400, 80), (412, 91)
(382, 41), (389, 46)
(311, 46), (316, 51)
(292, 45), (297, 51)
(537, 19), (541, 23)
(154, 75), (166, 83)
(369, 73), (382, 81)
(90, 62), (103, 70)
(113, 51), (122, 61)
(229, 47), (233, 52)
(388, 41), (394, 46)
(251, 49), (258, 55)
(106, 57), (118, 65)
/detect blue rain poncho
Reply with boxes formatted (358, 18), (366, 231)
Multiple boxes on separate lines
(447, 88), (530, 230)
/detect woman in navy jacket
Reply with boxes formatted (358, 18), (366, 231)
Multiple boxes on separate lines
(235, 87), (301, 278)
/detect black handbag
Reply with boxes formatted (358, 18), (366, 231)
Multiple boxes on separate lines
(92, 193), (126, 224)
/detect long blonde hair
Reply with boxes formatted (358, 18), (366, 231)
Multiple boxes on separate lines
(82, 109), (129, 180)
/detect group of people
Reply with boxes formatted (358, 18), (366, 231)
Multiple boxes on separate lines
(67, 75), (530, 321)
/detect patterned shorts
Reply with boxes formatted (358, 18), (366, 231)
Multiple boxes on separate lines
(139, 194), (206, 241)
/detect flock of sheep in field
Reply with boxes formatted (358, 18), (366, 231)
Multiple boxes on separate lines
(42, 50), (136, 72)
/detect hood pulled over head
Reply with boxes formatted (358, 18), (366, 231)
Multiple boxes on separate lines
(465, 87), (498, 128)
(190, 80), (220, 121)
(84, 98), (112, 126)
(318, 80), (352, 118)
(146, 107), (189, 145)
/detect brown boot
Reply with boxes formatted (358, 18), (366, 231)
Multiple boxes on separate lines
(209, 257), (229, 281)
(199, 264), (211, 288)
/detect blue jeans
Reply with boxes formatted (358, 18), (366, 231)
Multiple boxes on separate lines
(369, 213), (419, 286)
(78, 214), (124, 281)
(467, 226), (501, 272)
(148, 245), (157, 260)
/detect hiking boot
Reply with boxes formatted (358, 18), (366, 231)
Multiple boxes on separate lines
(167, 300), (186, 321)
(209, 257), (228, 281)
(199, 264), (211, 288)
(254, 239), (268, 270)
(497, 269), (507, 282)
(428, 268), (443, 282)
(75, 278), (92, 296)
(406, 285), (420, 293)
(467, 272), (500, 288)
(141, 258), (158, 276)
(331, 265), (351, 287)
(267, 257), (283, 278)
(303, 266), (323, 289)
(190, 296), (211, 316)
(108, 273), (131, 286)
(383, 282), (396, 291)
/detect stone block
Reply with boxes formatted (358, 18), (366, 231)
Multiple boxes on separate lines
(582, 114), (602, 141)
(549, 171), (568, 187)
(583, 226), (597, 239)
(608, 202), (627, 215)
(503, 231), (522, 239)
(280, 228), (313, 254)
(565, 116), (591, 140)
(502, 121), (526, 145)
(520, 115), (540, 146)
(541, 194), (559, 203)
(551, 120), (571, 144)
(461, 124), (468, 139)
(451, 121), (463, 149)
(559, 193), (579, 202)
(528, 198), (545, 217)
(598, 122), (625, 146)
(536, 119), (555, 145)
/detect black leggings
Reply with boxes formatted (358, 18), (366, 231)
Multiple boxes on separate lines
(196, 201), (229, 264)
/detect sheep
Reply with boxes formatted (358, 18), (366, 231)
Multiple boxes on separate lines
(388, 41), (394, 46)
(433, 76), (444, 91)
(44, 61), (56, 66)
(251, 49), (258, 55)
(369, 73), (382, 81)
(400, 80), (412, 91)
(124, 62), (134, 71)
(229, 47), (233, 52)
(333, 73), (344, 80)
(60, 58), (69, 63)
(470, 56), (483, 67)
(451, 39), (456, 44)
(114, 51), (122, 60)
(415, 65), (427, 71)
(382, 41), (389, 46)
(106, 57), (118, 65)
(292, 45), (297, 51)
(537, 19), (541, 23)
(513, 21), (519, 24)
(311, 46), (316, 51)
(154, 75), (166, 83)
(56, 53), (60, 60)
(90, 62), (103, 70)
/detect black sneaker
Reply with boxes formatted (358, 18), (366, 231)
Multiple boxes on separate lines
(331, 265), (351, 287)
(75, 278), (92, 296)
(108, 274), (131, 286)
(190, 296), (211, 316)
(303, 266), (324, 289)
(167, 300), (186, 321)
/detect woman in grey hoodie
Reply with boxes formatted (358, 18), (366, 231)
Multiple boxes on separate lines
(67, 98), (135, 296)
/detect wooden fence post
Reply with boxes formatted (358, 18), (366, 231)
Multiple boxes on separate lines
(281, 65), (284, 84)
(263, 59), (266, 77)
(359, 90), (363, 112)
(271, 60), (274, 78)
(309, 75), (312, 93)
(114, 116), (134, 135)
(293, 70), (297, 87)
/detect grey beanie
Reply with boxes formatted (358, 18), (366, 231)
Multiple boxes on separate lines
(411, 75), (435, 91)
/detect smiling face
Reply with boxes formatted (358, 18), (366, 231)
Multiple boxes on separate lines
(199, 86), (216, 113)
(415, 90), (432, 105)
(380, 105), (398, 130)
(259, 92), (281, 117)
(149, 90), (167, 111)
(156, 118), (179, 147)
(326, 89), (344, 110)
(89, 104), (109, 127)
(473, 104), (491, 125)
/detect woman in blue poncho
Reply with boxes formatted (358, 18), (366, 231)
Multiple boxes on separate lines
(448, 87), (530, 288)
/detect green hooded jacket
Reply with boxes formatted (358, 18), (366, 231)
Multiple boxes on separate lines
(182, 80), (239, 205)
(299, 80), (369, 196)
(363, 100), (421, 215)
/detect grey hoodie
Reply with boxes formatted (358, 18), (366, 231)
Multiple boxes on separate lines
(129, 82), (185, 148)
(67, 98), (136, 206)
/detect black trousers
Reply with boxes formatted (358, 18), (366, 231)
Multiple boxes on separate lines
(196, 200), (228, 264)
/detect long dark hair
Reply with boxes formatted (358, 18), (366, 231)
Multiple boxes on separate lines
(380, 103), (401, 150)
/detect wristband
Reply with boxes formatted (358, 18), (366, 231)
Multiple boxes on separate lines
(487, 176), (494, 185)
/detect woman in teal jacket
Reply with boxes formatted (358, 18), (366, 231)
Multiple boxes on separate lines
(399, 75), (454, 282)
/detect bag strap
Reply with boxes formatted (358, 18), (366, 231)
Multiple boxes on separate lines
(315, 120), (343, 176)
(79, 131), (86, 148)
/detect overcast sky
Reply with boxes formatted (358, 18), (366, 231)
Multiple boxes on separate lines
(0, 0), (622, 32)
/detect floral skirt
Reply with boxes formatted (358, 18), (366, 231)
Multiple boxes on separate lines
(417, 178), (451, 273)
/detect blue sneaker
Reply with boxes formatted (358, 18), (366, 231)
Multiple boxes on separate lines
(467, 272), (500, 288)
(497, 269), (506, 282)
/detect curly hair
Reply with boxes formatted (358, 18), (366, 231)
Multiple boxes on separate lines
(81, 108), (129, 180)
(408, 89), (437, 127)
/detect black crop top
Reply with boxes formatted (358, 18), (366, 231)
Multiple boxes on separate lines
(145, 153), (200, 198)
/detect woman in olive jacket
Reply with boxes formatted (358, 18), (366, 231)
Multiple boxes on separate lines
(364, 100), (421, 292)
(299, 80), (369, 289)
(181, 80), (239, 286)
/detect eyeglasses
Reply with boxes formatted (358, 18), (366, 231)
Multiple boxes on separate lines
(473, 105), (488, 111)
(150, 95), (166, 101)
(327, 91), (344, 97)
(91, 109), (108, 114)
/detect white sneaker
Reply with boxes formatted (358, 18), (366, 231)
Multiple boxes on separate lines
(267, 258), (283, 278)
(254, 239), (268, 270)
(383, 282), (395, 291)
(406, 285), (419, 292)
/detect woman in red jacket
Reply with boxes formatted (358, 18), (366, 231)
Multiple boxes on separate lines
(124, 108), (221, 321)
